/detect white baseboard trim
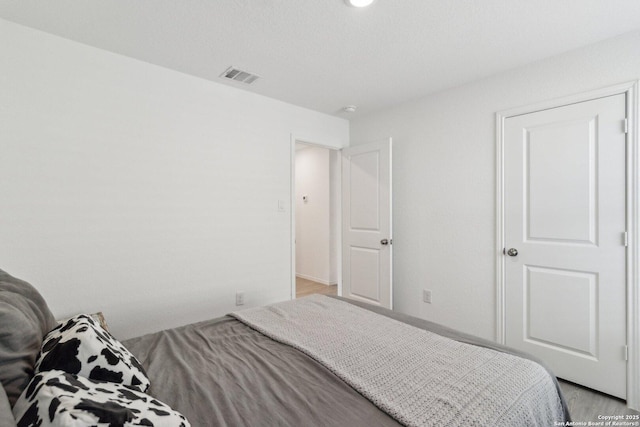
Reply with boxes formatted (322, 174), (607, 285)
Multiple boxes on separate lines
(295, 273), (337, 286)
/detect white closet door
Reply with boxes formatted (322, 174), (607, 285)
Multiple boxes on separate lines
(504, 94), (627, 398)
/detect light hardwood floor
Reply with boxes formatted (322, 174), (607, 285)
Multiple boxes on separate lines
(558, 379), (639, 422)
(295, 277), (337, 298)
(296, 277), (638, 422)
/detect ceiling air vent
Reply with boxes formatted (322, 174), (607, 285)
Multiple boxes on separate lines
(220, 66), (260, 85)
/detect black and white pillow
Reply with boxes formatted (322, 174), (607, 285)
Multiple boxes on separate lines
(35, 314), (150, 392)
(12, 370), (190, 427)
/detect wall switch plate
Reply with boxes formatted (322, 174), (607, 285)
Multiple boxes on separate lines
(423, 289), (432, 304)
(277, 200), (285, 212)
(236, 291), (245, 306)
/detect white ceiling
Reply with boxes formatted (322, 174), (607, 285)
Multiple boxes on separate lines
(1, 0), (640, 119)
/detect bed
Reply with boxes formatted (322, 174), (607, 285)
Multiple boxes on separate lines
(0, 269), (570, 426)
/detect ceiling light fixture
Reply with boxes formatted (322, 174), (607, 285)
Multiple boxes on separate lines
(344, 0), (375, 7)
(343, 105), (357, 113)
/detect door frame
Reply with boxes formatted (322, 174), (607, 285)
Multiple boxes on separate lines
(495, 81), (639, 410)
(290, 135), (343, 300)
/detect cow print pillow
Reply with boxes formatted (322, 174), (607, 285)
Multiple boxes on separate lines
(35, 314), (150, 393)
(13, 370), (190, 426)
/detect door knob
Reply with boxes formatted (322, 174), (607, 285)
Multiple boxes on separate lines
(506, 248), (518, 257)
(381, 239), (390, 246)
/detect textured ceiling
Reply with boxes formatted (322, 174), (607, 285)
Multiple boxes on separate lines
(1, 0), (640, 118)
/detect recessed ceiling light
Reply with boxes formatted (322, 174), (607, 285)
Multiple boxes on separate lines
(344, 0), (375, 7)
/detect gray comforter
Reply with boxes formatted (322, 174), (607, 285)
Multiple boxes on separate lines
(123, 296), (570, 426)
(124, 312), (399, 426)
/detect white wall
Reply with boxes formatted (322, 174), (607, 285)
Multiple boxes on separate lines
(0, 19), (349, 340)
(350, 30), (640, 341)
(295, 145), (338, 285)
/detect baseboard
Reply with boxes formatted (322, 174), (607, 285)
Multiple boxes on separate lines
(295, 273), (337, 286)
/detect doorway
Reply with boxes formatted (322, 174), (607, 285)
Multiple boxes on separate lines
(293, 141), (340, 298)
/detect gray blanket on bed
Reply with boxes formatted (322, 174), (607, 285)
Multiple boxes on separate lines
(231, 295), (566, 427)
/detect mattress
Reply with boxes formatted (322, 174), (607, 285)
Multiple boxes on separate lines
(123, 296), (569, 426)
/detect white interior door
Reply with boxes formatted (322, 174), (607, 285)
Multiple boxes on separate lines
(342, 138), (392, 308)
(504, 94), (627, 398)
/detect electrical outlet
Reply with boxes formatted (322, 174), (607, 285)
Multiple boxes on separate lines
(423, 289), (432, 304)
(236, 291), (245, 306)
